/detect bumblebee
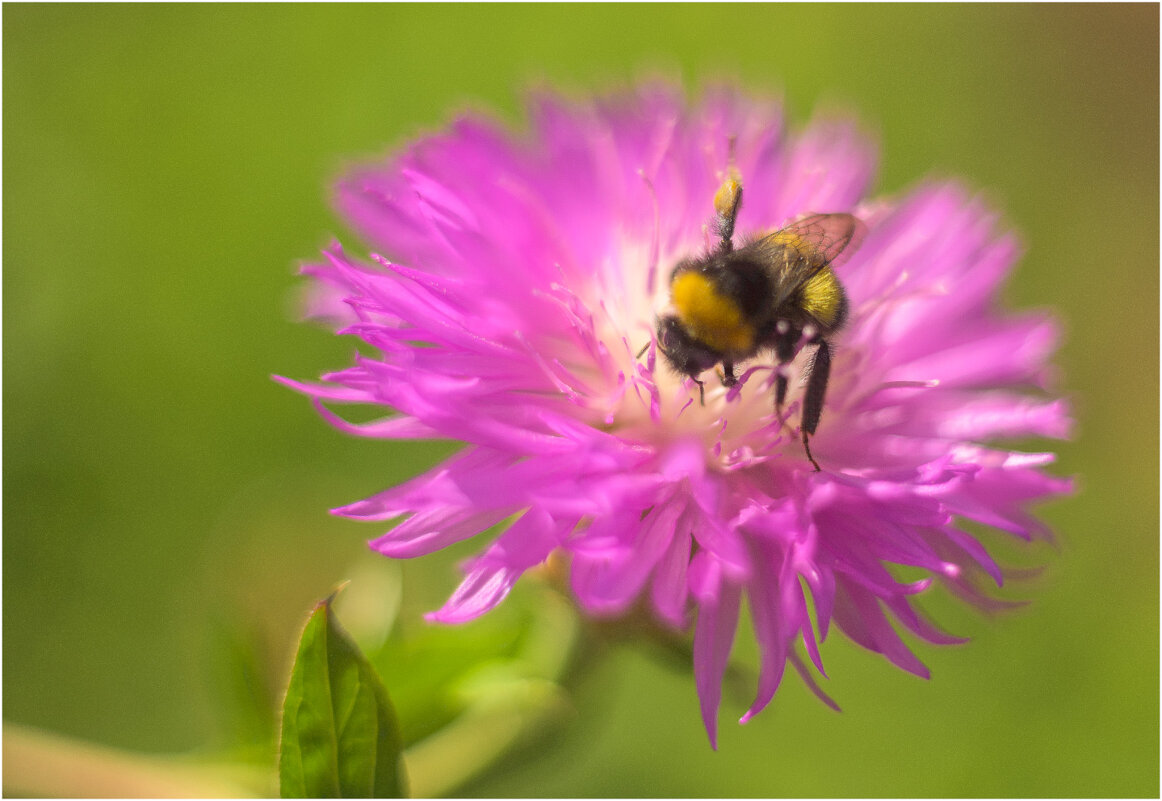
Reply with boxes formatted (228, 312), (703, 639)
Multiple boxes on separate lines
(654, 173), (864, 471)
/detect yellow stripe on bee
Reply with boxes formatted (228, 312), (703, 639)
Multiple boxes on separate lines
(800, 266), (842, 326)
(671, 271), (755, 353)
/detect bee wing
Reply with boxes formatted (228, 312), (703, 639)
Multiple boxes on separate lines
(757, 212), (865, 271)
(746, 212), (865, 308)
(799, 212), (865, 268)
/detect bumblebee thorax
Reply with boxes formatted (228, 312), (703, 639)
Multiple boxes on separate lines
(669, 269), (756, 355)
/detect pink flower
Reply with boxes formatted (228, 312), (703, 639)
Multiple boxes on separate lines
(280, 84), (1072, 747)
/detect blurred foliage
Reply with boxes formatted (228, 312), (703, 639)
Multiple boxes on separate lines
(4, 3), (1158, 797)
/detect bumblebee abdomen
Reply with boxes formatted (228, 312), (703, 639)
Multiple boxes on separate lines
(798, 266), (847, 331)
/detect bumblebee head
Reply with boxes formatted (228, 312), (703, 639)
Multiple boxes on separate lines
(656, 315), (722, 378)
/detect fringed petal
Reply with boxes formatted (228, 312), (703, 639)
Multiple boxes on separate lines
(692, 561), (742, 749)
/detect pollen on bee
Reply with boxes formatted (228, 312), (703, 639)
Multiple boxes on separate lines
(713, 176), (741, 219)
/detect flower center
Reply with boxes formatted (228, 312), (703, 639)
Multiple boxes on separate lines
(556, 236), (826, 472)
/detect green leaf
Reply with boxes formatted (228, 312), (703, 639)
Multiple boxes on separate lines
(279, 589), (406, 798)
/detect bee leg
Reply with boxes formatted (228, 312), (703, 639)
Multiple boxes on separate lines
(801, 339), (833, 472)
(801, 429), (822, 472)
(721, 360), (737, 388)
(713, 171), (742, 253)
(692, 376), (706, 406)
(773, 327), (795, 422)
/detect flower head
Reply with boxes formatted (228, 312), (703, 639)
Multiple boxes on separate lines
(281, 84), (1072, 746)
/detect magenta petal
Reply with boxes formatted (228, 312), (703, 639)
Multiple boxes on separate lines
(651, 524), (692, 628)
(309, 400), (441, 440)
(571, 498), (684, 615)
(740, 543), (790, 723)
(368, 507), (511, 558)
(773, 117), (877, 224)
(789, 651), (841, 712)
(883, 593), (969, 646)
(834, 582), (930, 678)
(796, 575), (828, 674)
(693, 572), (742, 749)
(425, 563), (518, 625)
(426, 507), (561, 624)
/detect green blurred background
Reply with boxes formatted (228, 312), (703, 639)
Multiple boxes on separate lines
(4, 3), (1158, 797)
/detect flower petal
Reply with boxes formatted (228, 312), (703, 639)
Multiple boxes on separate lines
(425, 508), (563, 624)
(691, 558), (742, 749)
